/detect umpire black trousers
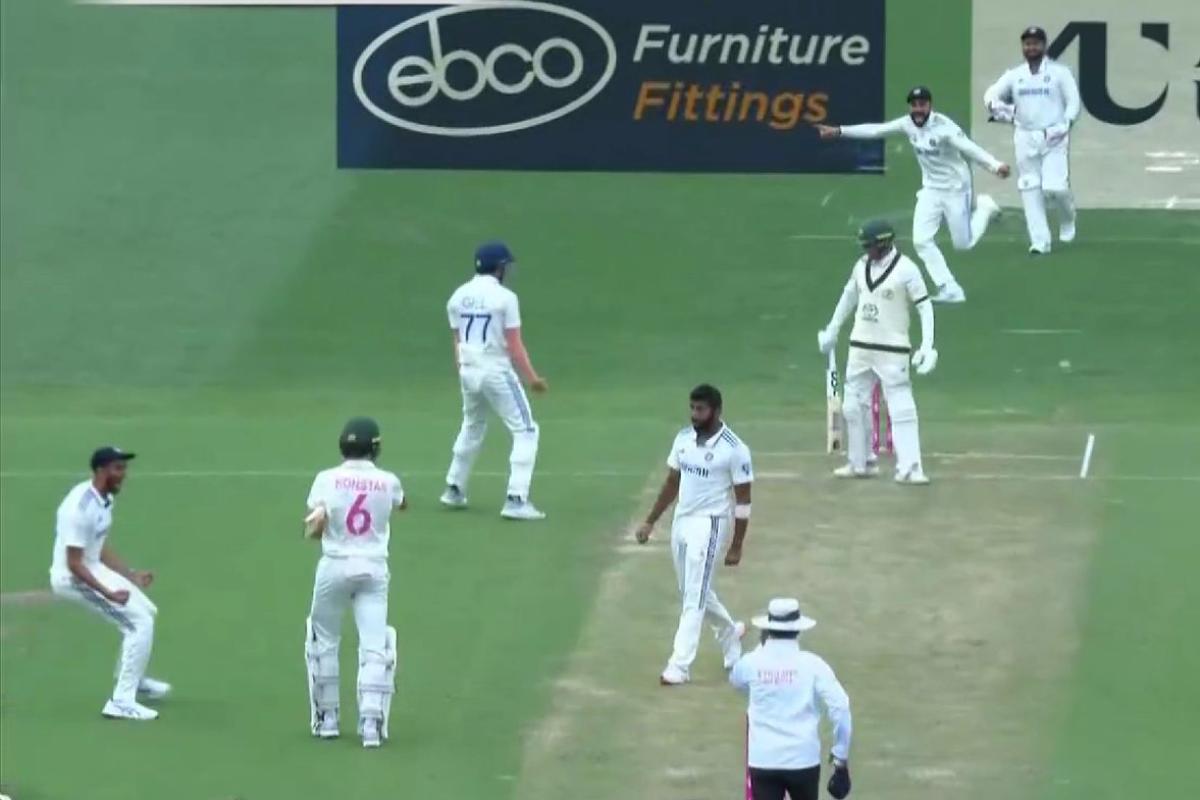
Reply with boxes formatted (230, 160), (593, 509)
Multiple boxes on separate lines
(748, 765), (820, 800)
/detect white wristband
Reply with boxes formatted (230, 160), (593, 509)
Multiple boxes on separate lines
(734, 504), (751, 520)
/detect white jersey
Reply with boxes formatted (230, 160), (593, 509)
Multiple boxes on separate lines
(730, 640), (852, 770)
(447, 274), (522, 370)
(845, 250), (929, 351)
(984, 58), (1080, 132)
(667, 424), (753, 519)
(839, 112), (1003, 192)
(306, 460), (404, 560)
(50, 480), (113, 582)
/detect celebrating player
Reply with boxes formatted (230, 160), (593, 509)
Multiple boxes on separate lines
(817, 86), (1011, 304)
(983, 25), (1081, 254)
(440, 241), (548, 520)
(303, 417), (404, 748)
(817, 221), (936, 484)
(49, 447), (170, 721)
(635, 384), (751, 686)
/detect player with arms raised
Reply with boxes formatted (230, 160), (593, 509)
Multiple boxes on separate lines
(636, 384), (751, 686)
(303, 417), (405, 748)
(440, 241), (548, 520)
(817, 221), (937, 484)
(817, 86), (1010, 304)
(983, 26), (1081, 254)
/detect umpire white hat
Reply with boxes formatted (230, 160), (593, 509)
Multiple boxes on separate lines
(752, 598), (817, 633)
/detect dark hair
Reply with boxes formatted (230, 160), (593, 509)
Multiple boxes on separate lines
(689, 384), (723, 410)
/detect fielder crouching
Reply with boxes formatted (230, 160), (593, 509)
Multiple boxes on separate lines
(817, 220), (937, 484)
(731, 598), (852, 800)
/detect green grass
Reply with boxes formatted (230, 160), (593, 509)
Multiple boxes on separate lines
(3, 1), (1199, 798)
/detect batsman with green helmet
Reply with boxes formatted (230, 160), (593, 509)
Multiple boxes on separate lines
(816, 221), (938, 484)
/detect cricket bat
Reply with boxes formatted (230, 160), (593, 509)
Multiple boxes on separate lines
(825, 349), (843, 453)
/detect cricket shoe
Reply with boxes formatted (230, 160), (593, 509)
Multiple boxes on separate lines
(833, 464), (879, 479)
(501, 496), (546, 521)
(895, 466), (931, 485)
(1059, 219), (1077, 243)
(102, 699), (158, 721)
(659, 665), (689, 686)
(932, 282), (966, 304)
(977, 193), (1001, 222)
(722, 621), (747, 669)
(1028, 245), (1050, 256)
(361, 717), (383, 749)
(137, 677), (172, 701)
(439, 485), (468, 509)
(316, 712), (340, 740)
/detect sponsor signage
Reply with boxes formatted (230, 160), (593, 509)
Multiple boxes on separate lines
(337, 0), (885, 173)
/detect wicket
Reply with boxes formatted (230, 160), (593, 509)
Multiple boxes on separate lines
(871, 381), (893, 455)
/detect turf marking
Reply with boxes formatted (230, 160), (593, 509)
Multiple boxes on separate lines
(1079, 433), (1096, 480)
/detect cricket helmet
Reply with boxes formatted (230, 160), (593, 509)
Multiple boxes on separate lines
(856, 219), (896, 249)
(906, 85), (933, 104)
(474, 241), (515, 274)
(339, 416), (382, 459)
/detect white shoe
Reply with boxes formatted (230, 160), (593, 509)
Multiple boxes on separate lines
(439, 485), (468, 509)
(977, 193), (1001, 221)
(361, 717), (383, 748)
(102, 699), (158, 721)
(932, 283), (966, 304)
(659, 665), (688, 686)
(1029, 245), (1050, 256)
(1059, 219), (1076, 243)
(137, 677), (172, 701)
(722, 621), (747, 669)
(316, 712), (340, 739)
(895, 466), (931, 485)
(500, 496), (546, 520)
(833, 463), (879, 479)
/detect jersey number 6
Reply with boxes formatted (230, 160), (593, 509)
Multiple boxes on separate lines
(346, 493), (373, 536)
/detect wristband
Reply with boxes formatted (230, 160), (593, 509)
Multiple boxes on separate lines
(734, 504), (751, 520)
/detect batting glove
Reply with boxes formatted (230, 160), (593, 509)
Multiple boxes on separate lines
(911, 347), (939, 375)
(828, 757), (852, 799)
(816, 328), (837, 355)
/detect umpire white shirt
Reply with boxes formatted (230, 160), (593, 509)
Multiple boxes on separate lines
(730, 640), (852, 769)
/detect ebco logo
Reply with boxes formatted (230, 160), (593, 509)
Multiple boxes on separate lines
(352, 1), (617, 137)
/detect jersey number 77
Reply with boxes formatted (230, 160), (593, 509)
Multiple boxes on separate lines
(461, 313), (492, 343)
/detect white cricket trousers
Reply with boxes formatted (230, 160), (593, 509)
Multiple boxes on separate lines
(445, 363), (539, 499)
(843, 346), (924, 476)
(667, 514), (739, 675)
(309, 556), (389, 656)
(912, 187), (995, 290)
(51, 564), (157, 705)
(1014, 128), (1074, 251)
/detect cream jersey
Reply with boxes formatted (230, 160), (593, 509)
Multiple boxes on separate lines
(306, 460), (404, 560)
(667, 424), (753, 519)
(984, 58), (1080, 131)
(447, 274), (522, 370)
(839, 112), (1003, 191)
(50, 480), (113, 581)
(845, 251), (929, 351)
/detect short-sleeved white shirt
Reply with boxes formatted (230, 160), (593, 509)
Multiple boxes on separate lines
(306, 460), (404, 560)
(447, 274), (522, 369)
(846, 251), (929, 351)
(50, 480), (113, 582)
(666, 424), (753, 519)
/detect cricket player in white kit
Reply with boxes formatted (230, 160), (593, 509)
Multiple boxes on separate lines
(817, 221), (937, 484)
(304, 417), (405, 748)
(818, 86), (1011, 303)
(441, 241), (548, 520)
(49, 447), (170, 721)
(984, 25), (1081, 254)
(636, 385), (752, 685)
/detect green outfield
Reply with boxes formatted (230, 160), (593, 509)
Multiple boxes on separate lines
(2, 1), (1198, 799)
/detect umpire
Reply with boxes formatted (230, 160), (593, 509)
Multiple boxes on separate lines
(730, 598), (853, 800)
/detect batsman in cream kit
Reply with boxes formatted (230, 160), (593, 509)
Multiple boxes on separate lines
(337, 0), (885, 172)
